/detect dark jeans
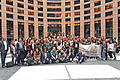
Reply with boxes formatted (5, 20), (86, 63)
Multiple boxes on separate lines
(109, 51), (113, 58)
(1, 50), (7, 67)
(51, 57), (58, 63)
(16, 50), (25, 65)
(59, 59), (66, 63)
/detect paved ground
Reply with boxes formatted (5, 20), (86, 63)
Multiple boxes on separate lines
(0, 54), (120, 80)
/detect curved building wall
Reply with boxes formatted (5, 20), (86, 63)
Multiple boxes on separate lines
(0, 0), (119, 40)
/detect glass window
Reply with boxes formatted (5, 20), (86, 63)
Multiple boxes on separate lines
(94, 14), (101, 18)
(118, 1), (120, 7)
(118, 9), (120, 14)
(105, 0), (112, 3)
(18, 22), (24, 39)
(18, 15), (24, 20)
(74, 6), (80, 10)
(74, 23), (80, 36)
(84, 10), (90, 14)
(48, 24), (62, 35)
(66, 24), (71, 36)
(84, 3), (90, 8)
(65, 2), (71, 6)
(47, 13), (61, 17)
(0, 19), (2, 40)
(6, 7), (13, 12)
(84, 16), (90, 20)
(38, 1), (43, 5)
(105, 4), (113, 10)
(47, 0), (61, 1)
(6, 0), (13, 5)
(38, 18), (43, 22)
(28, 5), (34, 10)
(47, 2), (61, 6)
(105, 11), (113, 17)
(38, 7), (43, 11)
(84, 22), (90, 38)
(65, 8), (71, 11)
(28, 23), (34, 38)
(0, 5), (1, 10)
(105, 18), (113, 38)
(0, 12), (1, 17)
(28, 17), (34, 21)
(17, 3), (24, 8)
(18, 0), (24, 2)
(84, 0), (90, 3)
(118, 17), (120, 44)
(47, 8), (61, 12)
(65, 18), (71, 22)
(38, 24), (44, 38)
(74, 0), (80, 5)
(74, 12), (80, 16)
(17, 9), (24, 14)
(94, 1), (101, 6)
(6, 13), (13, 19)
(28, 11), (34, 16)
(94, 7), (101, 13)
(38, 13), (43, 17)
(74, 17), (80, 21)
(95, 20), (101, 38)
(65, 13), (71, 17)
(28, 0), (34, 4)
(47, 19), (61, 22)
(7, 20), (14, 41)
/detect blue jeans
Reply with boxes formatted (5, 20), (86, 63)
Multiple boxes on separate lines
(76, 57), (84, 62)
(1, 50), (7, 67)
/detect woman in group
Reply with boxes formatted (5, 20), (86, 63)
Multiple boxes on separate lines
(26, 50), (34, 66)
(108, 40), (115, 60)
(10, 40), (16, 64)
(34, 48), (41, 64)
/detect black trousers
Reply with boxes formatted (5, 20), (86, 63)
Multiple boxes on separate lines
(16, 50), (25, 65)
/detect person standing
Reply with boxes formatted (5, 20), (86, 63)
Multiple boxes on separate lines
(0, 37), (8, 68)
(16, 38), (24, 65)
(108, 40), (114, 60)
(10, 40), (16, 64)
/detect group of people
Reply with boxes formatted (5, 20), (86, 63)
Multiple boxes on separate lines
(0, 33), (118, 68)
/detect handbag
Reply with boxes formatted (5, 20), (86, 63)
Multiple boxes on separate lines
(6, 62), (14, 68)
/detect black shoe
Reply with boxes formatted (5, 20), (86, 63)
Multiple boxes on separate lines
(113, 58), (116, 60)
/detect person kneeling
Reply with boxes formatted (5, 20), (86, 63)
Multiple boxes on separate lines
(50, 47), (58, 63)
(42, 49), (50, 64)
(34, 48), (41, 65)
(58, 50), (66, 63)
(76, 50), (85, 64)
(25, 50), (34, 66)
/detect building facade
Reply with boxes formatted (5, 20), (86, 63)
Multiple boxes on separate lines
(0, 0), (120, 41)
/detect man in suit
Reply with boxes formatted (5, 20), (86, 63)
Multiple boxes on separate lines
(0, 37), (8, 68)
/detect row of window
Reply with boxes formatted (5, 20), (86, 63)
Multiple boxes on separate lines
(0, 17), (115, 40)
(0, 10), (115, 22)
(5, 0), (114, 9)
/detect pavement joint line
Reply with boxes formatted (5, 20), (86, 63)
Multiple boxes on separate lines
(65, 64), (72, 80)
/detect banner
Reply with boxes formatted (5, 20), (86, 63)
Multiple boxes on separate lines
(79, 43), (101, 57)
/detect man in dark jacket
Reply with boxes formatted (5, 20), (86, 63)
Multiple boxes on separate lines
(0, 37), (9, 68)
